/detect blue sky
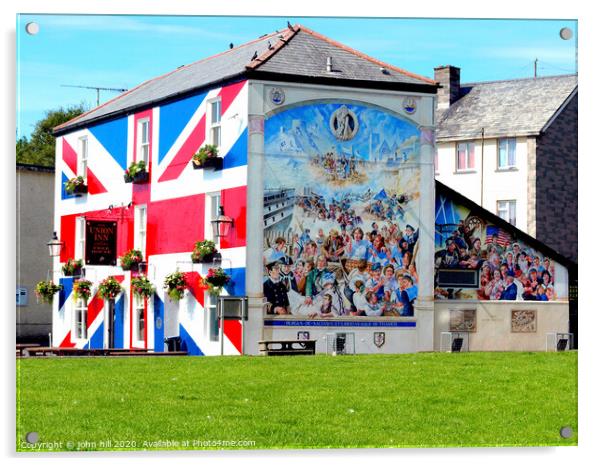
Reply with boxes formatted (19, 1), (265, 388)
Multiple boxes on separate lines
(16, 15), (577, 139)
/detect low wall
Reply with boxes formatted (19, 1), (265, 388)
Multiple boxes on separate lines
(433, 301), (569, 352)
(261, 317), (417, 354)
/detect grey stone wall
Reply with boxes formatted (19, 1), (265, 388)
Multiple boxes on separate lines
(16, 164), (55, 341)
(535, 93), (578, 262)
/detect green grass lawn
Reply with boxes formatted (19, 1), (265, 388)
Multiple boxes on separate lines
(16, 352), (577, 451)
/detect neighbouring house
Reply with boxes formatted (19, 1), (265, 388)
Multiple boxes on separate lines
(434, 66), (577, 263)
(48, 25), (574, 355)
(16, 163), (55, 343)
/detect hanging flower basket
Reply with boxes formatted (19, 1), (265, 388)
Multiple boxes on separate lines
(124, 160), (149, 184)
(62, 258), (83, 277)
(35, 280), (63, 304)
(64, 176), (88, 195)
(191, 239), (218, 264)
(191, 144), (222, 170)
(200, 267), (230, 296)
(119, 249), (144, 271)
(131, 275), (155, 299)
(73, 279), (93, 302)
(164, 270), (187, 302)
(98, 276), (122, 300)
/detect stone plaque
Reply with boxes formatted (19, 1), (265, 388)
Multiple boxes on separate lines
(449, 309), (477, 332)
(511, 310), (537, 333)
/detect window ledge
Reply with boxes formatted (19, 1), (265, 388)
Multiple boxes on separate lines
(453, 170), (478, 175)
(495, 167), (519, 173)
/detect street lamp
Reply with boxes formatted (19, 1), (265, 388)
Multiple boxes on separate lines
(47, 232), (64, 258)
(210, 206), (234, 239)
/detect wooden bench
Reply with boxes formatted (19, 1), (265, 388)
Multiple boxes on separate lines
(258, 339), (316, 356)
(19, 347), (150, 357)
(16, 343), (41, 357)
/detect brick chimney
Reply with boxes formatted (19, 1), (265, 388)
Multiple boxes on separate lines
(434, 65), (461, 110)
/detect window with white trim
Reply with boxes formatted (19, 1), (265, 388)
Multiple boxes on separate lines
(78, 136), (88, 179)
(75, 216), (86, 261)
(208, 99), (221, 147)
(134, 205), (147, 258)
(456, 142), (475, 171)
(134, 293), (145, 345)
(74, 298), (88, 339)
(206, 294), (219, 342)
(205, 192), (221, 244)
(498, 138), (517, 169)
(137, 119), (150, 165)
(497, 200), (517, 226)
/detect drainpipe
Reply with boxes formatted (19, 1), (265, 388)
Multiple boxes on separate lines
(480, 127), (485, 206)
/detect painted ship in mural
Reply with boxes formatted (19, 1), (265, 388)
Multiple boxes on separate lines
(264, 187), (295, 230)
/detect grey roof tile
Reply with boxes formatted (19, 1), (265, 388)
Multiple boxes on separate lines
(436, 74), (577, 140)
(55, 24), (435, 133)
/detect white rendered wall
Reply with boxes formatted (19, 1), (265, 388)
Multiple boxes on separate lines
(436, 137), (530, 233)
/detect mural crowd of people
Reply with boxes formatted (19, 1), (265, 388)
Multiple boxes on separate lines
(435, 222), (557, 301)
(263, 217), (420, 318)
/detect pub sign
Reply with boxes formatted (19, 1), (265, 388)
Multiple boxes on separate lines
(85, 221), (117, 265)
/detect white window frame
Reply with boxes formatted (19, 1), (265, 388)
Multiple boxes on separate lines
(497, 138), (517, 169)
(456, 141), (475, 172)
(207, 98), (222, 148)
(133, 293), (145, 347)
(74, 298), (88, 340)
(78, 136), (88, 179)
(75, 216), (86, 261)
(205, 293), (220, 342)
(134, 205), (147, 258)
(137, 118), (150, 165)
(497, 200), (517, 226)
(205, 192), (222, 246)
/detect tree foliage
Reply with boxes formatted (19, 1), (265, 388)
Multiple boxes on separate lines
(17, 104), (86, 167)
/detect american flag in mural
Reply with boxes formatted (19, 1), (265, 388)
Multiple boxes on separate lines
(485, 225), (512, 248)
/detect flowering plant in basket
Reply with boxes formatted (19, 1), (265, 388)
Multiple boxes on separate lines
(35, 280), (63, 304)
(62, 258), (83, 276)
(192, 144), (219, 167)
(200, 267), (230, 296)
(164, 270), (187, 302)
(73, 279), (93, 302)
(191, 239), (217, 263)
(98, 276), (122, 300)
(119, 249), (143, 271)
(64, 176), (87, 194)
(131, 275), (155, 299)
(124, 160), (148, 183)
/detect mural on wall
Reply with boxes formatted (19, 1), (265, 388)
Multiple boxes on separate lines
(263, 102), (421, 318)
(435, 193), (561, 301)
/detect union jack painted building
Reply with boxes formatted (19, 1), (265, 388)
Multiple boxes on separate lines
(51, 25), (575, 355)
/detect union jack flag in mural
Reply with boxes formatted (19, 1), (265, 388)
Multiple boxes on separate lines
(53, 80), (249, 356)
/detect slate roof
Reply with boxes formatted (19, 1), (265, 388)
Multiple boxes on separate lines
(436, 74), (577, 141)
(55, 24), (436, 134)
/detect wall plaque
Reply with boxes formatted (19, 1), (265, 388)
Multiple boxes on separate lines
(85, 220), (118, 266)
(450, 309), (477, 332)
(511, 310), (537, 333)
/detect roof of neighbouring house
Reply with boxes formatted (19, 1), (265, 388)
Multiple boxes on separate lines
(54, 24), (437, 135)
(436, 74), (577, 141)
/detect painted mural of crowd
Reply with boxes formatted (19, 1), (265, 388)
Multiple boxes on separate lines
(263, 219), (420, 318)
(434, 222), (557, 301)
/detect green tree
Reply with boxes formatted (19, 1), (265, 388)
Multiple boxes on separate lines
(17, 104), (86, 167)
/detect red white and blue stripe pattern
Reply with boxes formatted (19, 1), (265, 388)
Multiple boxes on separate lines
(53, 80), (249, 355)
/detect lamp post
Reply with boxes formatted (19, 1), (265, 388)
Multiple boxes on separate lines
(47, 232), (64, 258)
